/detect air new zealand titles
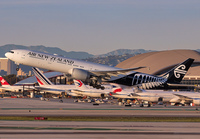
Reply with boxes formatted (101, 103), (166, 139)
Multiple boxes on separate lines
(28, 51), (74, 65)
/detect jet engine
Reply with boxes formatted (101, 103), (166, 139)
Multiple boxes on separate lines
(100, 93), (105, 98)
(71, 68), (104, 89)
(71, 68), (91, 81)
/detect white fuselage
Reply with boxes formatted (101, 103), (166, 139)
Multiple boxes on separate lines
(71, 84), (112, 98)
(35, 84), (76, 94)
(5, 49), (121, 75)
(0, 85), (34, 92)
(112, 89), (200, 103)
(71, 89), (111, 98)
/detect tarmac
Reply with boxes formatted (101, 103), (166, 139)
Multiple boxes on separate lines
(0, 98), (200, 139)
(1, 98), (200, 117)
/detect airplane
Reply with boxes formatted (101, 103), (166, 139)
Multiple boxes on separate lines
(72, 79), (112, 98)
(111, 87), (200, 106)
(5, 49), (194, 89)
(33, 67), (113, 98)
(32, 67), (80, 97)
(0, 76), (33, 92)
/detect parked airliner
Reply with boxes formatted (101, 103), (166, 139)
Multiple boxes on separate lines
(112, 87), (200, 105)
(0, 76), (33, 92)
(32, 67), (80, 97)
(72, 80), (112, 98)
(33, 67), (112, 97)
(5, 49), (194, 89)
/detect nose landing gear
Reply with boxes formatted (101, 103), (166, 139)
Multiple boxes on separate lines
(16, 65), (19, 71)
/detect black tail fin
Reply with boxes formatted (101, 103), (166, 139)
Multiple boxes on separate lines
(162, 58), (194, 83)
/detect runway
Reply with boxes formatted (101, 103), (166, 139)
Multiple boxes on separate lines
(0, 98), (200, 138)
(0, 98), (200, 117)
(0, 121), (200, 138)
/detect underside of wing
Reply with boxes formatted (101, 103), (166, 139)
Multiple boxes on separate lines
(167, 83), (199, 88)
(34, 86), (65, 92)
(91, 67), (145, 77)
(173, 93), (192, 101)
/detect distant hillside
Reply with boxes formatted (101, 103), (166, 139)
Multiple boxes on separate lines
(0, 44), (93, 59)
(0, 44), (156, 59)
(96, 49), (155, 57)
(84, 53), (135, 67)
(195, 49), (200, 53)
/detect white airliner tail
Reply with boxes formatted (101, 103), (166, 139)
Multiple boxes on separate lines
(73, 80), (88, 90)
(0, 76), (10, 87)
(32, 67), (54, 86)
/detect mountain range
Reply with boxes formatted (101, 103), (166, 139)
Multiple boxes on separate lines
(0, 44), (153, 59)
(1, 44), (199, 74)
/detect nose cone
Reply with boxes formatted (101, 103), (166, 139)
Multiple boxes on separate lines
(5, 52), (9, 58)
(5, 51), (13, 60)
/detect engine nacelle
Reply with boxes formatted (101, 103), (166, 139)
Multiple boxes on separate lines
(148, 97), (159, 102)
(100, 93), (105, 98)
(71, 68), (91, 81)
(193, 99), (200, 105)
(169, 96), (180, 103)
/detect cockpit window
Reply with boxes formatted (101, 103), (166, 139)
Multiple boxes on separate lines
(9, 51), (14, 53)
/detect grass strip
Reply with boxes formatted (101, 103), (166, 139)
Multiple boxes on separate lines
(0, 116), (200, 122)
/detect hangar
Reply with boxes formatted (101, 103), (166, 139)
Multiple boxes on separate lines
(116, 49), (200, 86)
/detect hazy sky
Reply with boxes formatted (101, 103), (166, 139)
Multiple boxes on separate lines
(0, 0), (200, 55)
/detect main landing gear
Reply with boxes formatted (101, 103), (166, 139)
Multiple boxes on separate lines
(89, 80), (105, 90)
(93, 84), (105, 90)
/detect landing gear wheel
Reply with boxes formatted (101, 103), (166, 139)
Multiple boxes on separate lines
(89, 80), (104, 89)
(96, 85), (101, 89)
(16, 65), (19, 71)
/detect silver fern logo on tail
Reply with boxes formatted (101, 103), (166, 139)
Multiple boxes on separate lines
(174, 64), (187, 78)
(162, 74), (169, 79)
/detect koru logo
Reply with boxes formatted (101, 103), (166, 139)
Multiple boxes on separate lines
(174, 64), (187, 78)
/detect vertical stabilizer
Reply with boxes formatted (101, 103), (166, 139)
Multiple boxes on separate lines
(32, 67), (54, 86)
(73, 80), (88, 90)
(112, 85), (122, 93)
(162, 58), (194, 83)
(0, 76), (10, 86)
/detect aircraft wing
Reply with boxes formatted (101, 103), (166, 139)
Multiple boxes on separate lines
(34, 86), (67, 92)
(91, 67), (145, 77)
(173, 93), (193, 101)
(71, 89), (85, 93)
(128, 93), (141, 97)
(167, 83), (199, 88)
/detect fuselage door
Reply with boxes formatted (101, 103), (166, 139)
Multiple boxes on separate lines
(21, 53), (26, 59)
(21, 52), (26, 59)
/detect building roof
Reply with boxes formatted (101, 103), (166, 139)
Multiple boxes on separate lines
(116, 49), (200, 76)
(15, 71), (63, 85)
